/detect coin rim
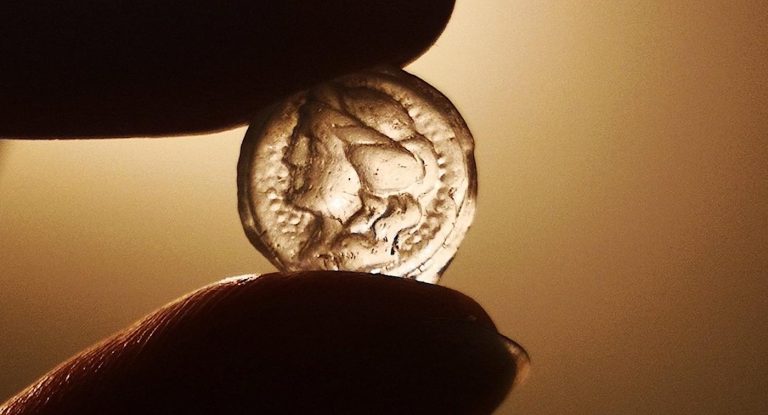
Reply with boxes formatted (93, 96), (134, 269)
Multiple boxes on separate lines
(237, 67), (477, 283)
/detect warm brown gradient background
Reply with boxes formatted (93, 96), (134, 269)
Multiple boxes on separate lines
(1, 1), (767, 413)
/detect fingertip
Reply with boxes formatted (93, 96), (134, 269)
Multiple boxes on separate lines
(1, 0), (456, 138)
(2, 271), (524, 414)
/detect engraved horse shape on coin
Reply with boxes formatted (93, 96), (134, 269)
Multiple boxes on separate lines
(284, 83), (441, 272)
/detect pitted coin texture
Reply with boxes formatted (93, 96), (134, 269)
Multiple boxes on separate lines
(238, 67), (476, 284)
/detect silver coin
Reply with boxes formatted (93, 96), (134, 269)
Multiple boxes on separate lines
(238, 67), (476, 284)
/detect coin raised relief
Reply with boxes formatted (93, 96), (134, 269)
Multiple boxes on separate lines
(238, 67), (476, 283)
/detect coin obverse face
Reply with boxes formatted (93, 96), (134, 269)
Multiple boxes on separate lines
(238, 67), (476, 284)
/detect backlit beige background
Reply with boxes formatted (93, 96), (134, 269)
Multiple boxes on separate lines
(1, 1), (767, 413)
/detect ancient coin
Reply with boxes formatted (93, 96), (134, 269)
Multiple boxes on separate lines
(237, 67), (476, 284)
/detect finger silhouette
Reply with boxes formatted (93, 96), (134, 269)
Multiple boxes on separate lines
(0, 272), (527, 414)
(0, 0), (455, 138)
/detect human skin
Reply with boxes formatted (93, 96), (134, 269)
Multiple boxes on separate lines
(0, 0), (459, 138)
(0, 272), (526, 414)
(0, 1), (527, 413)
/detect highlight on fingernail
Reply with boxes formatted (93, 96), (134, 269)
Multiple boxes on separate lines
(500, 334), (531, 388)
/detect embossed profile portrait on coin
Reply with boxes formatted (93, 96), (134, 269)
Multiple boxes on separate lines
(238, 67), (476, 283)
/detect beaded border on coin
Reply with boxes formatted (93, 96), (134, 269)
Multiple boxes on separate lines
(238, 67), (476, 284)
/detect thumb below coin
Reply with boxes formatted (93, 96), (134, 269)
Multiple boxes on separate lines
(1, 271), (527, 415)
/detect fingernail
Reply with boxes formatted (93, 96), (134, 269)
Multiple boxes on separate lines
(416, 318), (530, 396)
(499, 333), (531, 388)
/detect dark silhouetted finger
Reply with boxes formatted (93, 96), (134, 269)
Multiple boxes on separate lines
(0, 272), (528, 414)
(0, 1), (455, 138)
